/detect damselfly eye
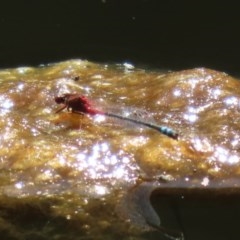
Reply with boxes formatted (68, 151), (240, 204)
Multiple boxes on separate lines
(55, 96), (65, 104)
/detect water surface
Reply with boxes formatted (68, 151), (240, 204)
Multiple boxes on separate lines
(0, 60), (240, 239)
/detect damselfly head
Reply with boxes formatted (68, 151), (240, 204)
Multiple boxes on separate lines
(55, 96), (65, 104)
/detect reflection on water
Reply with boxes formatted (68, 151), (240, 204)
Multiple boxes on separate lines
(0, 60), (240, 239)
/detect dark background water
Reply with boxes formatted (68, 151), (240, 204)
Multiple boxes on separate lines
(1, 1), (240, 76)
(151, 191), (240, 240)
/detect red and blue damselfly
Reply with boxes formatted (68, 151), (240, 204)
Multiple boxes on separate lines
(55, 94), (178, 140)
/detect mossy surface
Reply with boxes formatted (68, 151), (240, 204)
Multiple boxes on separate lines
(1, 60), (240, 239)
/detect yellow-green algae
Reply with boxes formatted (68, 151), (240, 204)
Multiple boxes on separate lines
(0, 60), (240, 239)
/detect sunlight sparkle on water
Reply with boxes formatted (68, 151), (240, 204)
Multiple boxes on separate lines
(30, 128), (41, 137)
(83, 86), (91, 93)
(188, 77), (199, 89)
(43, 169), (53, 178)
(223, 96), (239, 107)
(201, 177), (209, 187)
(58, 154), (67, 166)
(210, 88), (221, 99)
(123, 62), (134, 70)
(15, 182), (25, 190)
(183, 107), (199, 123)
(192, 137), (212, 152)
(93, 114), (106, 123)
(94, 185), (108, 195)
(214, 146), (240, 164)
(173, 88), (182, 97)
(92, 74), (103, 79)
(17, 83), (25, 91)
(74, 142), (138, 182)
(17, 67), (32, 74)
(231, 138), (240, 147)
(0, 96), (14, 110)
(183, 113), (198, 123)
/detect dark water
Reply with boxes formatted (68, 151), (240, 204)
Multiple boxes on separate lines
(151, 191), (240, 240)
(1, 2), (240, 77)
